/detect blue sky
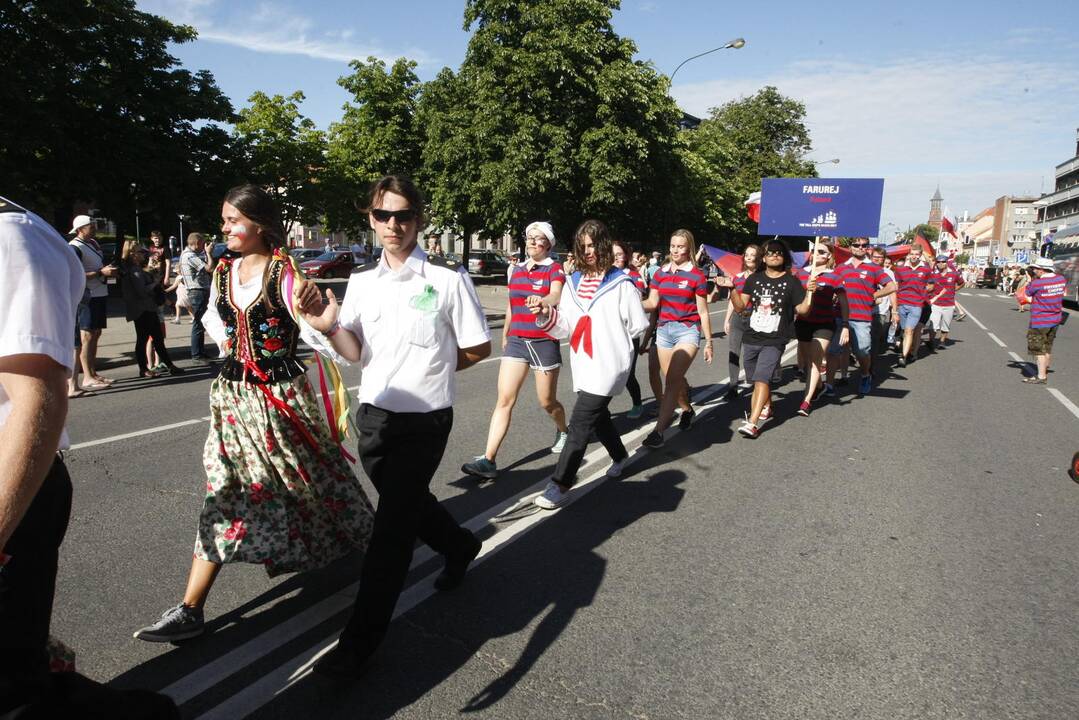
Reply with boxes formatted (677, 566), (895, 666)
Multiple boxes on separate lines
(140, 0), (1079, 235)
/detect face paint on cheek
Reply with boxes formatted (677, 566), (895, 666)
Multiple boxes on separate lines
(229, 223), (249, 240)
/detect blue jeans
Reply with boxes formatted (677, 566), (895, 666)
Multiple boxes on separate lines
(897, 304), (922, 331)
(188, 288), (209, 359)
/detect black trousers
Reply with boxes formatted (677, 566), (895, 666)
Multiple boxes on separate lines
(133, 311), (173, 373)
(552, 391), (627, 487)
(339, 404), (472, 651)
(625, 339), (643, 406)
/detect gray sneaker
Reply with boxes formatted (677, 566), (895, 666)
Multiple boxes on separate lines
(461, 455), (498, 480)
(133, 603), (205, 643)
(550, 431), (569, 454)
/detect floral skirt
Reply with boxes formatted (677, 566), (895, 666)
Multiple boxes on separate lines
(195, 374), (374, 577)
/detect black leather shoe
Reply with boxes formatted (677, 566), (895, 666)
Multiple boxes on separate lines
(434, 533), (482, 591)
(313, 644), (374, 680)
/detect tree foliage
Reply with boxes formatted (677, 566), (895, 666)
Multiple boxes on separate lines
(419, 0), (683, 253)
(324, 58), (424, 235)
(903, 223), (940, 243)
(233, 91), (326, 234)
(0, 0), (234, 235)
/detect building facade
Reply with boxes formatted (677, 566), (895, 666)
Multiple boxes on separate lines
(992, 195), (1039, 260)
(1036, 128), (1079, 245)
(928, 186), (943, 230)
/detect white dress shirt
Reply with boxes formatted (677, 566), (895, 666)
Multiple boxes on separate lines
(0, 200), (85, 449)
(337, 244), (490, 413)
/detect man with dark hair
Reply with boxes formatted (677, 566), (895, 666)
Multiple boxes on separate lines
(294, 175), (492, 677)
(730, 240), (811, 438)
(180, 232), (212, 362)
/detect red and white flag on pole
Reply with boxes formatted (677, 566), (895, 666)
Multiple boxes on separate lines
(941, 207), (957, 238)
(744, 191), (761, 223)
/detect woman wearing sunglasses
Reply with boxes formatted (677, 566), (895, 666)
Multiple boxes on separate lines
(793, 241), (848, 416)
(462, 222), (569, 480)
(640, 229), (716, 449)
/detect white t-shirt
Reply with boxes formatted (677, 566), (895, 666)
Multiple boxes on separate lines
(70, 236), (108, 297)
(337, 244), (490, 413)
(0, 200), (85, 449)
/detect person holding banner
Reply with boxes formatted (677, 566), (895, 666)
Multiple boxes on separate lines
(723, 245), (761, 400)
(640, 230), (717, 449)
(794, 240), (848, 417)
(729, 240), (812, 438)
(826, 237), (896, 396)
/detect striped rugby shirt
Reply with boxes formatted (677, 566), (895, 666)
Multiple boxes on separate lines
(1026, 274), (1067, 328)
(652, 262), (707, 329)
(894, 262), (932, 307)
(835, 259), (889, 322)
(506, 258), (565, 339)
(929, 268), (961, 307)
(795, 267), (845, 324)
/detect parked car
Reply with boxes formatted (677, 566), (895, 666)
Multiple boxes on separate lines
(300, 250), (354, 279)
(468, 249), (511, 278)
(976, 266), (1000, 289)
(290, 248), (324, 262)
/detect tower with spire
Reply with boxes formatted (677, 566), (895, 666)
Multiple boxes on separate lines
(928, 186), (943, 230)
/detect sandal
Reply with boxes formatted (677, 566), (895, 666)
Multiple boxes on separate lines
(81, 380), (110, 390)
(1022, 376), (1047, 384)
(67, 388), (96, 398)
(92, 376), (115, 385)
(139, 370), (160, 379)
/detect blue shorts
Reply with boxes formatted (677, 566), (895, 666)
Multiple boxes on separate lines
(897, 304), (923, 331)
(77, 296), (107, 331)
(655, 322), (701, 349)
(829, 319), (872, 358)
(503, 336), (561, 371)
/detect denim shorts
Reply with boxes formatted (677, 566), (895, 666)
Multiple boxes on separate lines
(503, 336), (562, 371)
(897, 304), (923, 330)
(655, 322), (701, 349)
(829, 319), (872, 358)
(77, 296), (107, 331)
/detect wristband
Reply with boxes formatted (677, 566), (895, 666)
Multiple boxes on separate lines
(326, 321), (342, 337)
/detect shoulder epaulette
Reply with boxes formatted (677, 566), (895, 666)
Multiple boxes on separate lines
(426, 254), (461, 271)
(351, 261), (379, 274)
(0, 197), (26, 214)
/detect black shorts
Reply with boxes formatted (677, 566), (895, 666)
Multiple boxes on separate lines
(919, 303), (931, 325)
(77, 296), (107, 331)
(794, 320), (833, 343)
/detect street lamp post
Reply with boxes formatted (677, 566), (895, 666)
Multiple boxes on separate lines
(130, 183), (140, 244)
(813, 158), (840, 168)
(669, 38), (746, 83)
(178, 214), (186, 246)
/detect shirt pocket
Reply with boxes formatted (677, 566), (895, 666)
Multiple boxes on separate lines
(409, 312), (438, 347)
(359, 303), (381, 336)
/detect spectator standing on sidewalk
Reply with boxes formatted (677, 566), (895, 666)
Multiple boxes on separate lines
(180, 232), (212, 362)
(294, 175), (491, 678)
(1022, 256), (1067, 384)
(0, 196), (178, 717)
(118, 241), (184, 378)
(68, 214), (117, 389)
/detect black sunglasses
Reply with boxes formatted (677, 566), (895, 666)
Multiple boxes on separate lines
(370, 208), (417, 224)
(851, 242), (870, 247)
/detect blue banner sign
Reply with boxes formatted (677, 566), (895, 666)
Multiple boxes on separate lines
(758, 178), (885, 237)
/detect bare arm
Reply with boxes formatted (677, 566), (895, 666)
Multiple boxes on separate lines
(501, 300), (512, 348)
(457, 341), (492, 371)
(641, 287), (660, 313)
(0, 355), (68, 550)
(874, 280), (897, 300)
(696, 293), (714, 364)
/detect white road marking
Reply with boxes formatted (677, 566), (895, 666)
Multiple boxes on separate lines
(1008, 351), (1024, 363)
(69, 418), (210, 450)
(987, 333), (1006, 347)
(184, 344), (796, 717)
(1048, 389), (1079, 422)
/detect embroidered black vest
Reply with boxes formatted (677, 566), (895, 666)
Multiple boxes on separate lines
(215, 258), (305, 384)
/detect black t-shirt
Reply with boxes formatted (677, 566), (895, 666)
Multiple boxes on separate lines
(741, 271), (806, 347)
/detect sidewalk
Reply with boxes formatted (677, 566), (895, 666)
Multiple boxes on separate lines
(91, 279), (510, 375)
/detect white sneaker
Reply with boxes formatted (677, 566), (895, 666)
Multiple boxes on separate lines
(534, 481), (569, 509)
(606, 458), (627, 478)
(757, 406), (773, 427)
(550, 431), (569, 454)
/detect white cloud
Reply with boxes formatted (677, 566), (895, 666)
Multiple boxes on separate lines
(137, 0), (435, 66)
(673, 51), (1079, 230)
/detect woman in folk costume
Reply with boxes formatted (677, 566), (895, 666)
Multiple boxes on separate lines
(530, 219), (649, 510)
(133, 185), (374, 643)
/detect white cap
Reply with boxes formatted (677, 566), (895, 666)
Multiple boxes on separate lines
(1031, 256), (1055, 270)
(70, 214), (93, 234)
(524, 221), (556, 250)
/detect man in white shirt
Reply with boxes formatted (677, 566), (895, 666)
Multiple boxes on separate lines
(68, 215), (117, 388)
(0, 197), (177, 716)
(295, 175), (491, 678)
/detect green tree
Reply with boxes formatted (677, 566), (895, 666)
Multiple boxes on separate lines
(681, 86), (816, 247)
(324, 57), (424, 235)
(0, 0), (234, 237)
(421, 0), (683, 256)
(902, 223), (940, 243)
(234, 91), (327, 235)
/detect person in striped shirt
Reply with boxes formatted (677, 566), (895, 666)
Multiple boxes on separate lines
(640, 229), (719, 449)
(825, 238), (896, 396)
(1022, 256), (1067, 384)
(613, 239), (647, 418)
(892, 244), (934, 367)
(723, 245), (761, 400)
(793, 241), (848, 416)
(461, 222), (568, 480)
(926, 255), (963, 351)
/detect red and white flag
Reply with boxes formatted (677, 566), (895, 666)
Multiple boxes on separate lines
(941, 207), (957, 238)
(744, 191), (761, 223)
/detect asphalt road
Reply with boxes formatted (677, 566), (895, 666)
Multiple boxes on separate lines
(52, 286), (1079, 719)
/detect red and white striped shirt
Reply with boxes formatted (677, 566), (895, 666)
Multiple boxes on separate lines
(576, 273), (603, 301)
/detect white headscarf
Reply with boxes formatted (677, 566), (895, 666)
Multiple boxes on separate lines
(524, 221), (556, 250)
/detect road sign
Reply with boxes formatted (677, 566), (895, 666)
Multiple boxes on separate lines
(973, 257), (988, 267)
(1014, 250), (1029, 264)
(992, 256), (1007, 267)
(758, 178), (885, 237)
